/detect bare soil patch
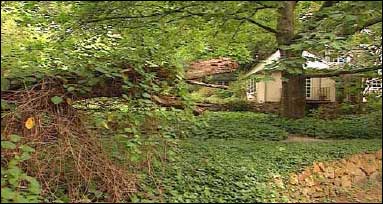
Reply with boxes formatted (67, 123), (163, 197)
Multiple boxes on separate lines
(283, 134), (330, 142)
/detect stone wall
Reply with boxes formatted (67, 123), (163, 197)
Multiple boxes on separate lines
(273, 149), (382, 202)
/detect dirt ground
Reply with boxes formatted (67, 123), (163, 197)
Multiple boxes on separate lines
(330, 173), (382, 203)
(283, 135), (329, 143)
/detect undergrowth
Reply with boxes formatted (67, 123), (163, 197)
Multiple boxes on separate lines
(141, 138), (382, 203)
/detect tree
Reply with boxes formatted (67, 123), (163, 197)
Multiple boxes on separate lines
(2, 1), (382, 118)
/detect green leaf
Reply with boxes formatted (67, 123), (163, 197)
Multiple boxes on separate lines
(9, 134), (21, 143)
(19, 152), (31, 161)
(142, 93), (151, 98)
(1, 141), (16, 149)
(1, 99), (10, 110)
(124, 128), (133, 133)
(95, 67), (108, 74)
(1, 77), (10, 91)
(28, 179), (41, 194)
(19, 144), (35, 153)
(8, 166), (22, 177)
(50, 96), (63, 105)
(67, 87), (75, 92)
(1, 187), (15, 200)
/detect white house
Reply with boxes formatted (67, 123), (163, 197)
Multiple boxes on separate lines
(245, 50), (350, 103)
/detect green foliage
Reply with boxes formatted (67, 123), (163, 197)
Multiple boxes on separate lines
(225, 99), (252, 111)
(187, 112), (288, 141)
(1, 135), (41, 203)
(50, 96), (63, 105)
(1, 1), (382, 203)
(180, 111), (382, 141)
(143, 138), (382, 203)
(282, 112), (382, 139)
(215, 89), (234, 98)
(364, 95), (382, 113)
(337, 102), (360, 115)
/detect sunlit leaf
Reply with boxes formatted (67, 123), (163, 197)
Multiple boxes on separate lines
(25, 117), (35, 129)
(51, 96), (63, 105)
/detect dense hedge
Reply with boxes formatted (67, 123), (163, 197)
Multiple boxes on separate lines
(181, 111), (382, 140)
(187, 112), (289, 141)
(281, 112), (382, 139)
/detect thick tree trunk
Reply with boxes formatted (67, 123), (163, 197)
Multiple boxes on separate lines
(276, 1), (306, 119)
(281, 73), (306, 118)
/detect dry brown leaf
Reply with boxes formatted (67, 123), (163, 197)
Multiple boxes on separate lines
(25, 117), (35, 129)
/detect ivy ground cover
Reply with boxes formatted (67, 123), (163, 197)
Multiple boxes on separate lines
(137, 138), (382, 203)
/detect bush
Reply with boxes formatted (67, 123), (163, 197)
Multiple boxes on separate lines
(283, 112), (382, 139)
(188, 112), (288, 141)
(169, 111), (382, 140)
(364, 95), (382, 113)
(225, 99), (252, 111)
(1, 135), (41, 203)
(214, 89), (233, 98)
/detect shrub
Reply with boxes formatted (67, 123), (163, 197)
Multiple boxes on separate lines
(215, 89), (234, 98)
(1, 134), (41, 203)
(283, 112), (382, 139)
(188, 112), (288, 141)
(225, 99), (252, 111)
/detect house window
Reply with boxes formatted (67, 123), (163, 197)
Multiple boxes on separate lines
(247, 79), (256, 94)
(337, 57), (346, 64)
(305, 78), (311, 98)
(371, 79), (382, 88)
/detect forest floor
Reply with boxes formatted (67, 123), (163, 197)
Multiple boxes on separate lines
(148, 137), (382, 203)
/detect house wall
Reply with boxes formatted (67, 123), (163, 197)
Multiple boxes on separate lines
(255, 72), (336, 103)
(309, 78), (336, 102)
(256, 71), (282, 103)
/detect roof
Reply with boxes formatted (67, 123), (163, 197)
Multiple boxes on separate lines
(245, 50), (337, 77)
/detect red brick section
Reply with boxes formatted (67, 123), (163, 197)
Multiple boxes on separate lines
(185, 57), (239, 80)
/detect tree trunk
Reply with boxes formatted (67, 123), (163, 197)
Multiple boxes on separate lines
(281, 73), (306, 118)
(276, 1), (306, 119)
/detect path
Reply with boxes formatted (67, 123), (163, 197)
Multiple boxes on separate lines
(283, 134), (329, 143)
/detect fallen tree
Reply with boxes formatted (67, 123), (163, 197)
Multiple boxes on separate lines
(185, 57), (239, 80)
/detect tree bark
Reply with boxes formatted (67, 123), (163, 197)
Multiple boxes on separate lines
(281, 73), (306, 118)
(276, 1), (306, 119)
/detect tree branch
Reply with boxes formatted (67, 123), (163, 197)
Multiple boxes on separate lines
(233, 16), (278, 34)
(84, 4), (197, 24)
(230, 9), (259, 41)
(186, 80), (229, 89)
(292, 1), (340, 42)
(339, 17), (382, 36)
(305, 65), (382, 78)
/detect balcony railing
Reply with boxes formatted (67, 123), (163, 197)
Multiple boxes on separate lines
(307, 87), (332, 101)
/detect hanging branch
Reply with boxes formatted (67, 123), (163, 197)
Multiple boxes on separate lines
(305, 65), (382, 78)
